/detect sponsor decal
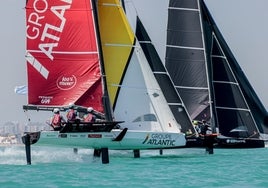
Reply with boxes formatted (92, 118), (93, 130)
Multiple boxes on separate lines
(46, 134), (57, 138)
(39, 95), (53, 104)
(59, 134), (67, 138)
(88, 134), (102, 138)
(70, 134), (78, 137)
(142, 133), (176, 146)
(226, 139), (246, 144)
(57, 75), (77, 90)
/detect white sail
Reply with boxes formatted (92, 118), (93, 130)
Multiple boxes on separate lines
(114, 41), (181, 133)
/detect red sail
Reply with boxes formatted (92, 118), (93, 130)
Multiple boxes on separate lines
(25, 0), (104, 112)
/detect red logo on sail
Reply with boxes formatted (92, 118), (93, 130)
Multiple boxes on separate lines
(56, 75), (76, 90)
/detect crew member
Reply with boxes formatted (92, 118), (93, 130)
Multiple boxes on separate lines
(193, 119), (211, 136)
(200, 120), (211, 135)
(83, 107), (96, 122)
(50, 108), (66, 131)
(66, 103), (77, 122)
(193, 120), (201, 134)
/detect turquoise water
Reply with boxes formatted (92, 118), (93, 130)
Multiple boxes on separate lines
(0, 146), (268, 187)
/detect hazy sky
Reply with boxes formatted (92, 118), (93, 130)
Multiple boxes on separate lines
(0, 0), (267, 124)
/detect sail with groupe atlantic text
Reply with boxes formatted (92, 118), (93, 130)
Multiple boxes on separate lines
(25, 0), (106, 113)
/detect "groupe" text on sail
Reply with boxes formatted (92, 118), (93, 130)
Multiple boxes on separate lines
(26, 0), (72, 61)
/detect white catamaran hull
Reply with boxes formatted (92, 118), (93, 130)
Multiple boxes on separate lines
(28, 129), (186, 150)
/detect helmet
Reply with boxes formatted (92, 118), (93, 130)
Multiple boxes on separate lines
(53, 108), (60, 113)
(68, 103), (74, 109)
(193, 120), (198, 125)
(87, 107), (93, 112)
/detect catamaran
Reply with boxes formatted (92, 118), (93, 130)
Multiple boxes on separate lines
(164, 0), (267, 148)
(22, 0), (189, 164)
(124, 0), (268, 148)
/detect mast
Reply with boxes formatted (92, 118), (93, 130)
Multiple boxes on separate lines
(198, 0), (217, 133)
(92, 0), (113, 121)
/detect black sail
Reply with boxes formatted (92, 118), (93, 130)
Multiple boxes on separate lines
(209, 34), (259, 137)
(201, 1), (268, 134)
(200, 0), (268, 137)
(166, 0), (211, 123)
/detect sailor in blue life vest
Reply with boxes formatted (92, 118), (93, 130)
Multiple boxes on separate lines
(50, 108), (66, 131)
(66, 103), (77, 122)
(83, 107), (96, 122)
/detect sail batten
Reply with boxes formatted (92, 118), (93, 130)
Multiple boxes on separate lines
(168, 7), (199, 12)
(27, 50), (99, 55)
(175, 85), (208, 89)
(216, 106), (251, 111)
(166, 45), (204, 51)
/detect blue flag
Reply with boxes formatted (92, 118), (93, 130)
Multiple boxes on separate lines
(14, 85), (28, 95)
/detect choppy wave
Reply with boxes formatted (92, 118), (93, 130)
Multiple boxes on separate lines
(0, 146), (268, 187)
(0, 145), (207, 165)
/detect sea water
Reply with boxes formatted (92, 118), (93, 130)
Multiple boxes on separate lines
(0, 145), (268, 188)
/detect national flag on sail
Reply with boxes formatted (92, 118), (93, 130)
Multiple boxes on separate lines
(14, 85), (28, 95)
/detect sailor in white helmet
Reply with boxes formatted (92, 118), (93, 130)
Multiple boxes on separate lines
(50, 108), (66, 131)
(66, 103), (77, 122)
(83, 107), (96, 122)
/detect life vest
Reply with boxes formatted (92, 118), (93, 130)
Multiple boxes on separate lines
(67, 109), (76, 121)
(52, 114), (61, 126)
(84, 113), (94, 122)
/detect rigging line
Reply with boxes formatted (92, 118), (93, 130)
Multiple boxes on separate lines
(23, 110), (31, 122)
(122, 0), (140, 20)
